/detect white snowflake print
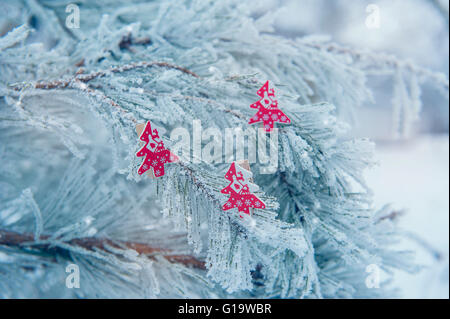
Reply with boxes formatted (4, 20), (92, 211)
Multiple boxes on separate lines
(245, 199), (252, 206)
(255, 201), (261, 207)
(236, 200), (243, 207)
(142, 164), (148, 170)
(263, 114), (270, 121)
(160, 157), (167, 164)
(152, 160), (158, 166)
(226, 202), (232, 207)
(281, 116), (287, 121)
(271, 113), (278, 120)
(264, 124), (271, 129)
(155, 169), (161, 176)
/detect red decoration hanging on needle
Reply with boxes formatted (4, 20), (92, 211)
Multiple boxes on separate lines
(221, 161), (266, 217)
(248, 80), (291, 132)
(136, 121), (178, 177)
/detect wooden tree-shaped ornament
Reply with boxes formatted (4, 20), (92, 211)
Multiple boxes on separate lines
(221, 160), (266, 217)
(248, 80), (291, 132)
(135, 121), (178, 178)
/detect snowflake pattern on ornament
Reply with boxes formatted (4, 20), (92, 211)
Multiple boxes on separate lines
(221, 162), (266, 217)
(136, 121), (178, 177)
(248, 81), (291, 132)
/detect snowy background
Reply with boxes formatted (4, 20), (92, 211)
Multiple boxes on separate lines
(255, 0), (449, 298)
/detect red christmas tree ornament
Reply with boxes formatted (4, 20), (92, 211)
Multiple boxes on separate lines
(136, 121), (178, 178)
(221, 161), (266, 217)
(248, 80), (291, 132)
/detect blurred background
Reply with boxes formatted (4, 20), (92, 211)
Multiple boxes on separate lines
(252, 0), (449, 298)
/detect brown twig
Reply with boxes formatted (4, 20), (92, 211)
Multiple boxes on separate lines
(31, 61), (199, 90)
(0, 229), (205, 270)
(376, 209), (404, 223)
(119, 33), (152, 52)
(15, 61), (198, 119)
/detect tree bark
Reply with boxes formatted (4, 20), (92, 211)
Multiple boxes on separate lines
(0, 229), (205, 270)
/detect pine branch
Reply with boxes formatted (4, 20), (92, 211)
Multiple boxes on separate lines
(10, 61), (199, 91)
(7, 64), (244, 201)
(7, 68), (280, 226)
(0, 7), (422, 296)
(305, 41), (449, 90)
(9, 61), (201, 123)
(0, 229), (206, 269)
